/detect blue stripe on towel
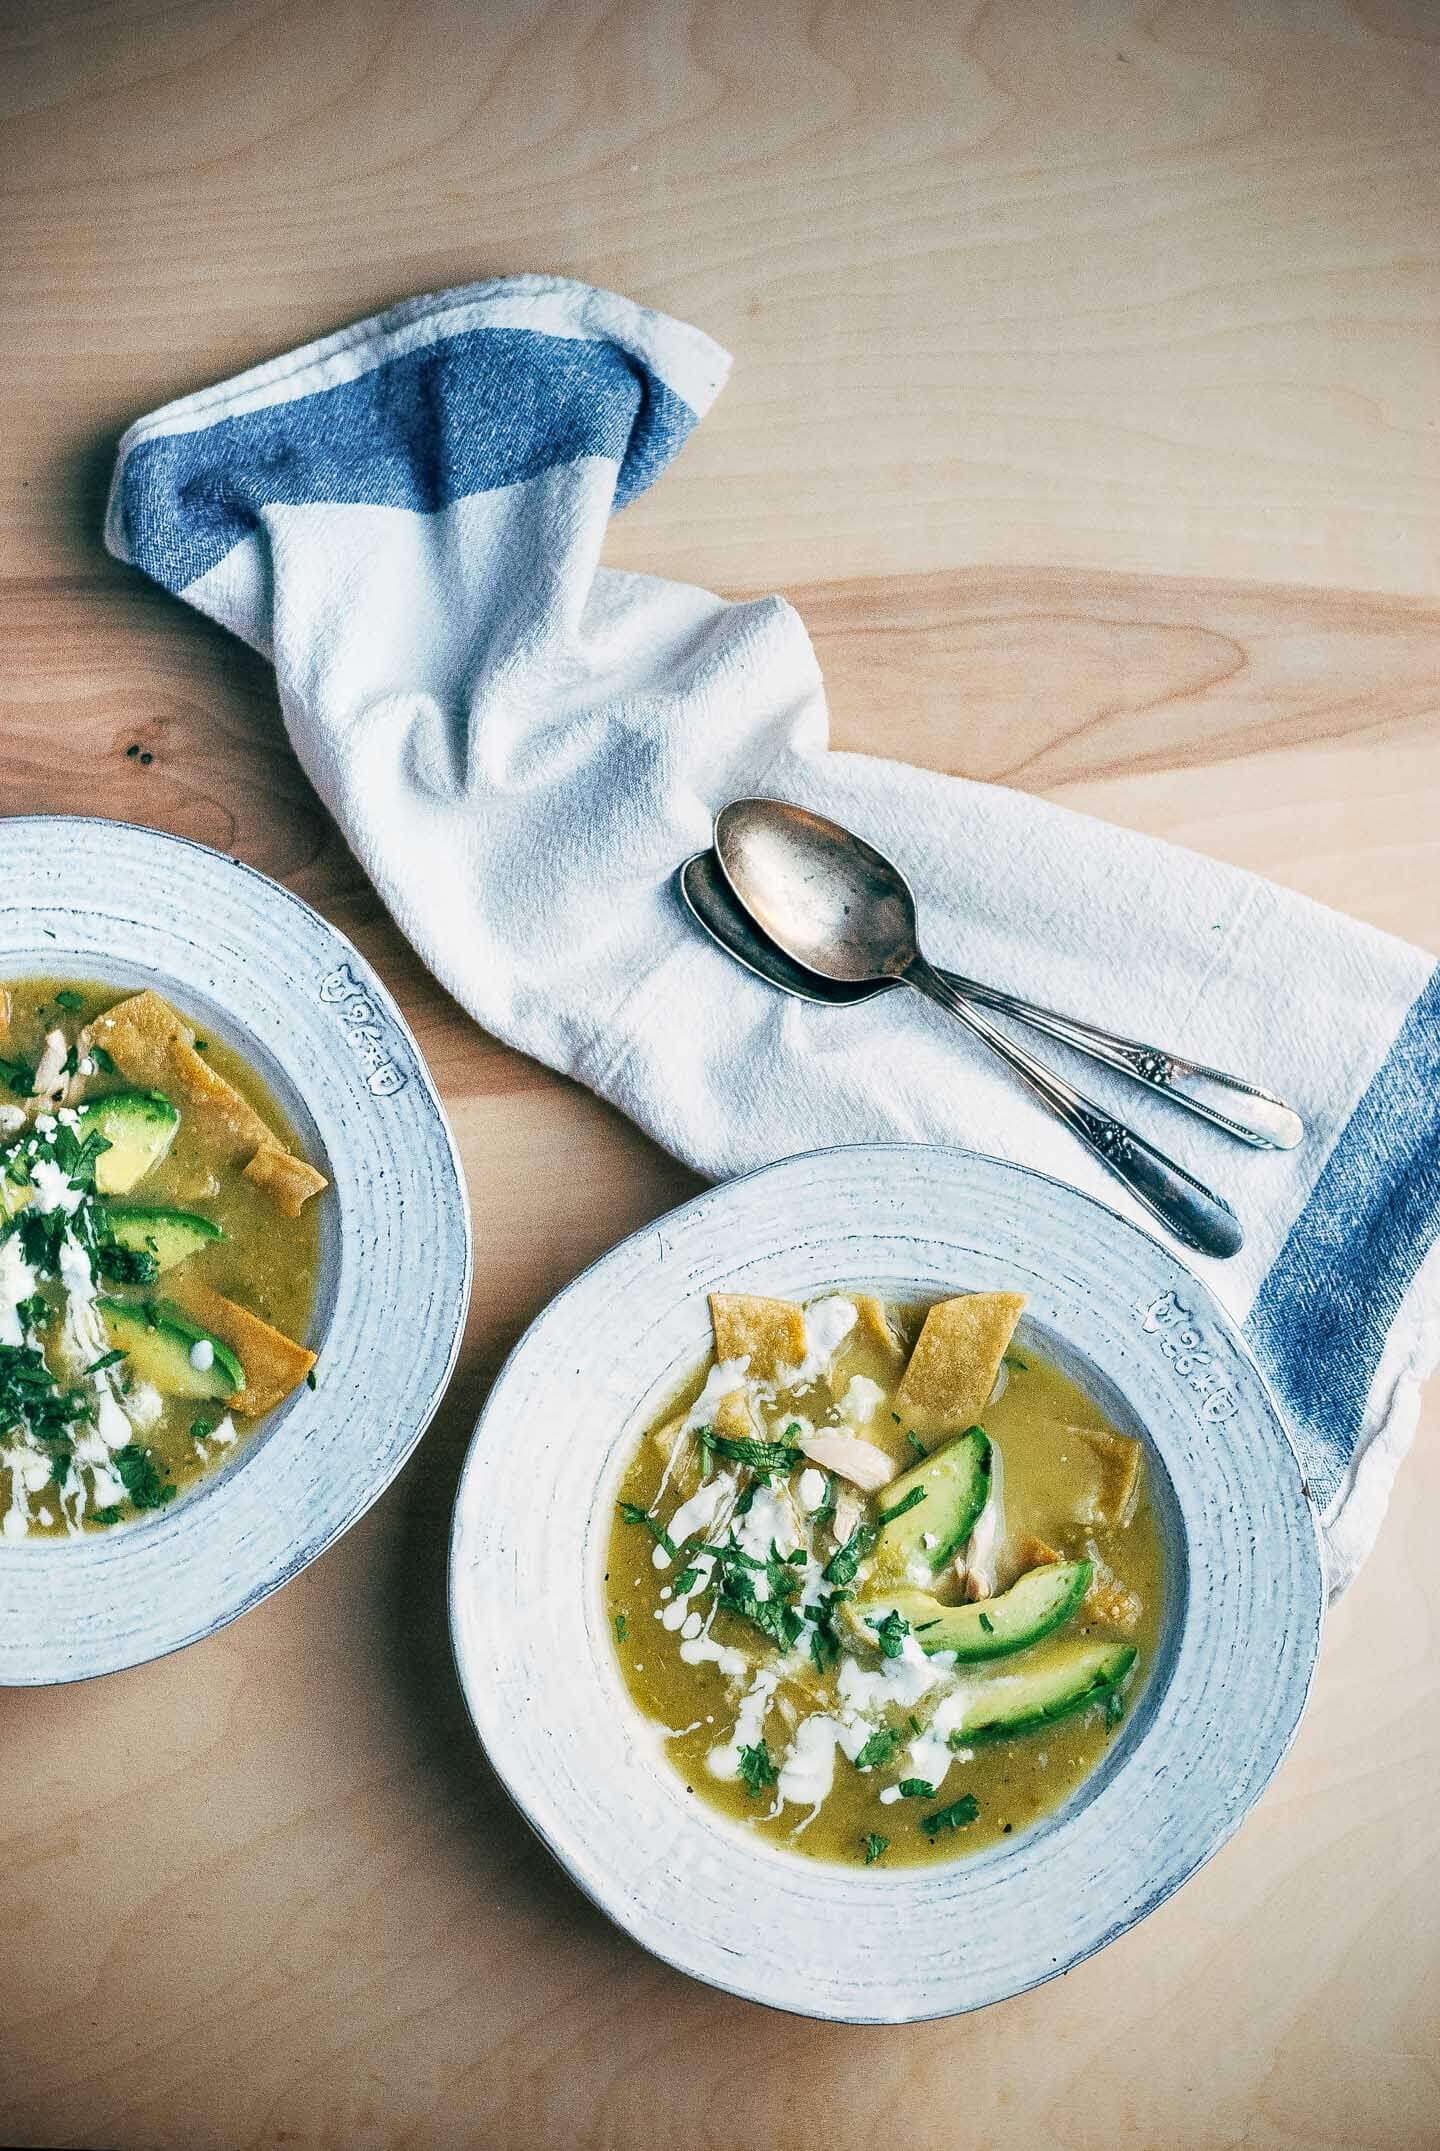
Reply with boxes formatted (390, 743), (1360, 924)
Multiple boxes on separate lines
(116, 326), (700, 594)
(1248, 963), (1440, 1510)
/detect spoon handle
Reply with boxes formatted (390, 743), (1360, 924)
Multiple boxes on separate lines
(942, 972), (1303, 1151)
(905, 957), (1244, 1260)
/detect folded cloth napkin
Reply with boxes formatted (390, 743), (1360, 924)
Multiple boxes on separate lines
(105, 276), (1439, 1593)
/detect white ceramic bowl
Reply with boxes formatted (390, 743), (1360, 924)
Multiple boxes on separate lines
(0, 816), (471, 1684)
(450, 1143), (1324, 2022)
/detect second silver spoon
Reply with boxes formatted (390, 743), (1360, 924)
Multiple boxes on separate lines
(714, 798), (1246, 1261)
(681, 851), (1301, 1150)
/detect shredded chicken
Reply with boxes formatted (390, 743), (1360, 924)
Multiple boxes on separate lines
(797, 1429), (897, 1492)
(832, 1488), (863, 1547)
(954, 1445), (1006, 1600)
(30, 1028), (70, 1107)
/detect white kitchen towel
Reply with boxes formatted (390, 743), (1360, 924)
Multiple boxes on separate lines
(105, 276), (1440, 1594)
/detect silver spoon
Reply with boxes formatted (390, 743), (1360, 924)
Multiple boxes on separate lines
(682, 851), (1301, 1151)
(712, 798), (1247, 1260)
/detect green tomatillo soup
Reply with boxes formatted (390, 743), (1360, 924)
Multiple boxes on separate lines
(607, 1287), (1162, 1868)
(0, 979), (327, 1538)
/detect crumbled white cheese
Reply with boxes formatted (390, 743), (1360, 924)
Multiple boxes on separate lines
(837, 1374), (886, 1428)
(29, 1158), (84, 1216)
(797, 1467), (828, 1513)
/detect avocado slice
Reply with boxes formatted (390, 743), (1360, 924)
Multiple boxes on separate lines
(74, 1091), (180, 1194)
(102, 1204), (222, 1272)
(98, 1297), (244, 1400)
(870, 1426), (991, 1584)
(845, 1559), (1093, 1663)
(947, 1639), (1137, 1744)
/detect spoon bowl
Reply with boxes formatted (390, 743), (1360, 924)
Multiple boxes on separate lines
(679, 851), (887, 1007)
(712, 797), (1246, 1260)
(715, 799), (921, 985)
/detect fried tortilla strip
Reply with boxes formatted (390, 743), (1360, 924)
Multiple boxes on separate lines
(1075, 1426), (1143, 1527)
(713, 1390), (763, 1443)
(853, 1293), (905, 1359)
(892, 1292), (1025, 1436)
(170, 1276), (316, 1417)
(244, 1143), (329, 1218)
(88, 991), (328, 1214)
(707, 1293), (806, 1384)
(1082, 1553), (1142, 1634)
(1016, 1533), (1061, 1568)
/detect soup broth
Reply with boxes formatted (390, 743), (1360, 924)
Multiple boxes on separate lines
(607, 1288), (1163, 1868)
(0, 978), (327, 1538)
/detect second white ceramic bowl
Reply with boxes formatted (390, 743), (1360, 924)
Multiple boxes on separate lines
(450, 1142), (1323, 2021)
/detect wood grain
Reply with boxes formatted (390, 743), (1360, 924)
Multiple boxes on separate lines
(2, 3), (1439, 2148)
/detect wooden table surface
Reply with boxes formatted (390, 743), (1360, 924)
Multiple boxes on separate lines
(3, 4), (1439, 2147)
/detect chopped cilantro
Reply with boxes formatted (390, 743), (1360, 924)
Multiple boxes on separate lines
(889, 1412), (901, 1425)
(699, 1539), (765, 1571)
(96, 1240), (159, 1286)
(0, 1342), (92, 1450)
(921, 1793), (980, 1837)
(1104, 1685), (1127, 1730)
(737, 1740), (777, 1796)
(54, 991), (85, 1011)
(194, 1039), (209, 1052)
(853, 1728), (900, 1771)
(877, 1484), (927, 1526)
(786, 1545), (807, 1566)
(190, 1419), (214, 1443)
(0, 1056), (34, 1097)
(60, 1045), (80, 1078)
(718, 1567), (804, 1653)
(113, 1444), (176, 1511)
(89, 1045), (116, 1075)
(305, 1369), (317, 1390)
(865, 1608), (910, 1660)
(908, 1714), (921, 1735)
(822, 1520), (877, 1588)
(905, 1429), (927, 1459)
(617, 1501), (677, 1560)
(898, 1778), (935, 1799)
(670, 1565), (700, 1595)
(978, 1612), (994, 1634)
(697, 1428), (803, 1472)
(808, 1613), (840, 1675)
(613, 1612), (628, 1643)
(1003, 1353), (1027, 1371)
(82, 1349), (126, 1376)
(862, 1833), (889, 1865)
(88, 1505), (123, 1526)
(733, 1480), (758, 1518)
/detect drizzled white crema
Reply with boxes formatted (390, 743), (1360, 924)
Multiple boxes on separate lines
(1, 1204), (142, 1535)
(777, 1296), (857, 1389)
